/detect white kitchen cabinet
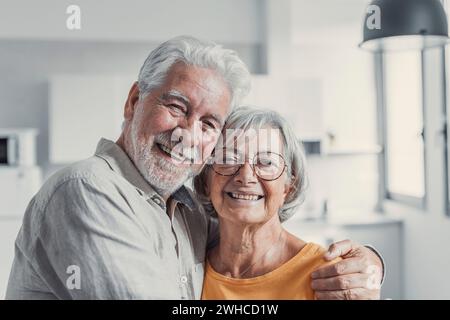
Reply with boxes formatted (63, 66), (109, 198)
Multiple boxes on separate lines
(290, 33), (378, 153)
(0, 165), (42, 298)
(320, 48), (378, 152)
(0, 218), (22, 299)
(0, 166), (41, 218)
(49, 74), (135, 163)
(243, 57), (377, 152)
(242, 75), (325, 141)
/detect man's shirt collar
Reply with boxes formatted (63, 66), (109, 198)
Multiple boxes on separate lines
(94, 138), (195, 211)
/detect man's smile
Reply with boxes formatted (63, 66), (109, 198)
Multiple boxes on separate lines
(156, 143), (188, 163)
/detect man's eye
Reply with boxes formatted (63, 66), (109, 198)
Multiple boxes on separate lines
(202, 121), (216, 130)
(167, 104), (186, 115)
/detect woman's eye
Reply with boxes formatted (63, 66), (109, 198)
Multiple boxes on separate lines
(260, 161), (272, 166)
(258, 157), (273, 166)
(224, 157), (237, 164)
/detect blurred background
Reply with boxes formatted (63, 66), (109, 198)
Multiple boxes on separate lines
(1, 0), (450, 299)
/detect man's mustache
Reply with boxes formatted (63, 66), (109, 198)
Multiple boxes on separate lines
(153, 132), (202, 164)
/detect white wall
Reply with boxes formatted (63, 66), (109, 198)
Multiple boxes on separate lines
(387, 204), (450, 299)
(0, 0), (263, 44)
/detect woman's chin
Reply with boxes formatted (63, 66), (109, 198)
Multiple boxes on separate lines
(219, 203), (267, 224)
(221, 211), (265, 225)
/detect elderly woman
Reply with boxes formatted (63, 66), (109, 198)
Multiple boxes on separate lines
(194, 106), (341, 299)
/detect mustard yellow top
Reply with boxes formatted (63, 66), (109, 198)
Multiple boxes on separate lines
(201, 242), (340, 300)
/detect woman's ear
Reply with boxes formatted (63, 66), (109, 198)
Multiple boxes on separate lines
(283, 174), (297, 200)
(283, 182), (291, 200)
(124, 81), (140, 120)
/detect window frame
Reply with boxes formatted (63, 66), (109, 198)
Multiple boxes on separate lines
(376, 51), (427, 210)
(444, 46), (450, 216)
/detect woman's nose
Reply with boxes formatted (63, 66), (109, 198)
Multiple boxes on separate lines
(234, 162), (257, 185)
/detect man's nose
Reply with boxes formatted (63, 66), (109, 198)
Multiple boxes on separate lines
(234, 162), (257, 185)
(174, 119), (202, 148)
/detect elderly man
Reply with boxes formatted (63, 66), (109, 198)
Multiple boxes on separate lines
(6, 36), (383, 300)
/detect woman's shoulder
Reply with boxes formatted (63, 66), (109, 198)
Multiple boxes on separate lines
(284, 233), (342, 268)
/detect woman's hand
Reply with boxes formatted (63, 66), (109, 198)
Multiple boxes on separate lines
(310, 239), (383, 300)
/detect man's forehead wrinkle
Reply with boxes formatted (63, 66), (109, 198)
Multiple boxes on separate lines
(166, 81), (210, 107)
(163, 90), (191, 104)
(173, 67), (226, 96)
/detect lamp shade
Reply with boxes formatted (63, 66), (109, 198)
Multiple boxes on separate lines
(360, 0), (450, 52)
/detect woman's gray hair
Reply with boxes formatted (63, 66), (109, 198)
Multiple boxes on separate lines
(194, 106), (309, 223)
(138, 35), (251, 109)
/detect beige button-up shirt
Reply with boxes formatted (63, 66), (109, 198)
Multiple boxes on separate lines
(6, 138), (218, 299)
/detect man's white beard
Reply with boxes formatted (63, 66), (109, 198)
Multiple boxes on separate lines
(134, 140), (193, 196)
(129, 111), (195, 197)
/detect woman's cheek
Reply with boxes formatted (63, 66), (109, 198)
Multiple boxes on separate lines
(265, 190), (285, 215)
(210, 183), (224, 208)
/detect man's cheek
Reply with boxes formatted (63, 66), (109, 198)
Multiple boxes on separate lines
(150, 109), (179, 133)
(203, 129), (221, 153)
(200, 143), (214, 164)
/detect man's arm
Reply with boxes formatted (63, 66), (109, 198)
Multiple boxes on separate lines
(36, 176), (176, 299)
(311, 239), (383, 300)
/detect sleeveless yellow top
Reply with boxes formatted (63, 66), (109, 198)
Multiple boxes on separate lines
(201, 242), (341, 300)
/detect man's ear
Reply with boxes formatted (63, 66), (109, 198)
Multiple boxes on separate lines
(124, 81), (140, 120)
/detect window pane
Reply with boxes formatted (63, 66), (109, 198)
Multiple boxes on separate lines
(384, 51), (425, 198)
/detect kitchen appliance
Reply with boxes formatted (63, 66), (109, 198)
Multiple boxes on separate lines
(0, 129), (38, 166)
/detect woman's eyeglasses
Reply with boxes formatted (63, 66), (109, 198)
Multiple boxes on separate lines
(210, 151), (287, 181)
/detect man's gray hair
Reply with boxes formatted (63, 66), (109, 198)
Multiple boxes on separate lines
(138, 35), (251, 109)
(193, 106), (309, 223)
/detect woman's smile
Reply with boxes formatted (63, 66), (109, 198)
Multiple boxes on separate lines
(226, 192), (264, 201)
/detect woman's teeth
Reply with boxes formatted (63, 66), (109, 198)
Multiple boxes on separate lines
(227, 192), (263, 201)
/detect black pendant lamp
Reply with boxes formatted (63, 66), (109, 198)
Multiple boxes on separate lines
(360, 0), (450, 52)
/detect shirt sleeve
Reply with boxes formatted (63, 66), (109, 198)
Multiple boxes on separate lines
(206, 214), (220, 251)
(364, 244), (386, 285)
(35, 175), (176, 299)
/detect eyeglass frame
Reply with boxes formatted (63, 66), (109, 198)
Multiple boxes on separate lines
(208, 151), (288, 181)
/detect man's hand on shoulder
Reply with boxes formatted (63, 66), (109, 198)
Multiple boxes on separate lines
(311, 239), (383, 300)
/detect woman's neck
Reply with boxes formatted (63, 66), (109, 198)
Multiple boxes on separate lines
(210, 216), (292, 278)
